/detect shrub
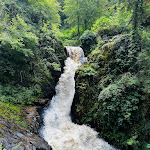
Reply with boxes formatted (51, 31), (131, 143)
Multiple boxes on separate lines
(92, 16), (113, 32)
(0, 85), (38, 105)
(0, 102), (28, 128)
(79, 30), (97, 55)
(97, 25), (131, 37)
(92, 4), (132, 33)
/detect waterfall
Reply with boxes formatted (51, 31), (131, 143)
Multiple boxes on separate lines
(40, 46), (117, 150)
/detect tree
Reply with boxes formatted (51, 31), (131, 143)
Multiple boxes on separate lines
(0, 0), (64, 103)
(64, 0), (107, 36)
(28, 0), (61, 27)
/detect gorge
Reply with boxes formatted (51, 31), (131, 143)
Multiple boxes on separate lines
(40, 47), (117, 150)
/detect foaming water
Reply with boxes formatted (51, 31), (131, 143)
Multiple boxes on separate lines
(40, 47), (117, 150)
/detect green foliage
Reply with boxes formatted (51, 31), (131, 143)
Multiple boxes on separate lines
(55, 28), (82, 46)
(50, 62), (61, 72)
(0, 0), (150, 150)
(92, 4), (132, 32)
(0, 0), (60, 28)
(75, 26), (150, 149)
(138, 29), (150, 94)
(0, 0), (64, 105)
(28, 0), (61, 27)
(64, 0), (107, 34)
(0, 14), (60, 99)
(97, 25), (131, 37)
(0, 14), (38, 56)
(55, 29), (73, 41)
(0, 85), (38, 104)
(127, 136), (138, 146)
(79, 30), (97, 55)
(98, 73), (141, 126)
(92, 16), (112, 31)
(0, 102), (28, 128)
(77, 64), (97, 77)
(0, 9), (35, 84)
(63, 39), (80, 46)
(147, 144), (150, 149)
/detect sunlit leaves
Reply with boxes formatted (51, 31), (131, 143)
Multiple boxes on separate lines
(28, 0), (61, 26)
(92, 4), (132, 32)
(64, 0), (107, 31)
(0, 14), (38, 56)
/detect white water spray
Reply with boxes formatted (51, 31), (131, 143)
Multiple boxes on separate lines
(40, 47), (117, 150)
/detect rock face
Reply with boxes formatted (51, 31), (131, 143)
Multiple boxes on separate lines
(0, 98), (52, 150)
(0, 117), (52, 150)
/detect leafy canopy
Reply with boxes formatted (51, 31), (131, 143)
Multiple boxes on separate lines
(64, 0), (107, 31)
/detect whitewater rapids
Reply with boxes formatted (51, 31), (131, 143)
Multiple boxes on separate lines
(40, 47), (117, 150)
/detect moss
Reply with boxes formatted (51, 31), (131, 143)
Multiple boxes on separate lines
(77, 64), (97, 77)
(0, 133), (3, 138)
(91, 49), (101, 56)
(97, 25), (131, 37)
(0, 124), (4, 128)
(0, 102), (28, 128)
(102, 41), (115, 52)
(101, 51), (110, 60)
(88, 49), (102, 63)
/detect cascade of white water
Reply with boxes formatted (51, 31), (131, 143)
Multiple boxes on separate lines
(40, 47), (118, 150)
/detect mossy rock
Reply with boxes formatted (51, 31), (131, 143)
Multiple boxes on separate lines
(102, 41), (115, 52)
(0, 102), (28, 128)
(97, 25), (131, 37)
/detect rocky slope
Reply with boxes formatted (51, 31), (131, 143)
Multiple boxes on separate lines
(0, 99), (51, 150)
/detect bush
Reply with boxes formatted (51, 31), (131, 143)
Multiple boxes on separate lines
(0, 85), (39, 105)
(63, 39), (80, 46)
(0, 102), (28, 127)
(97, 25), (131, 37)
(92, 4), (132, 32)
(79, 30), (97, 55)
(0, 9), (64, 102)
(92, 16), (113, 32)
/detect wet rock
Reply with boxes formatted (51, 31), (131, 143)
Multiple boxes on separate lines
(24, 99), (51, 134)
(38, 98), (50, 105)
(25, 106), (40, 133)
(0, 116), (52, 150)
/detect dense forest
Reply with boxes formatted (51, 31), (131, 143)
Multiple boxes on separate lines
(0, 0), (150, 149)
